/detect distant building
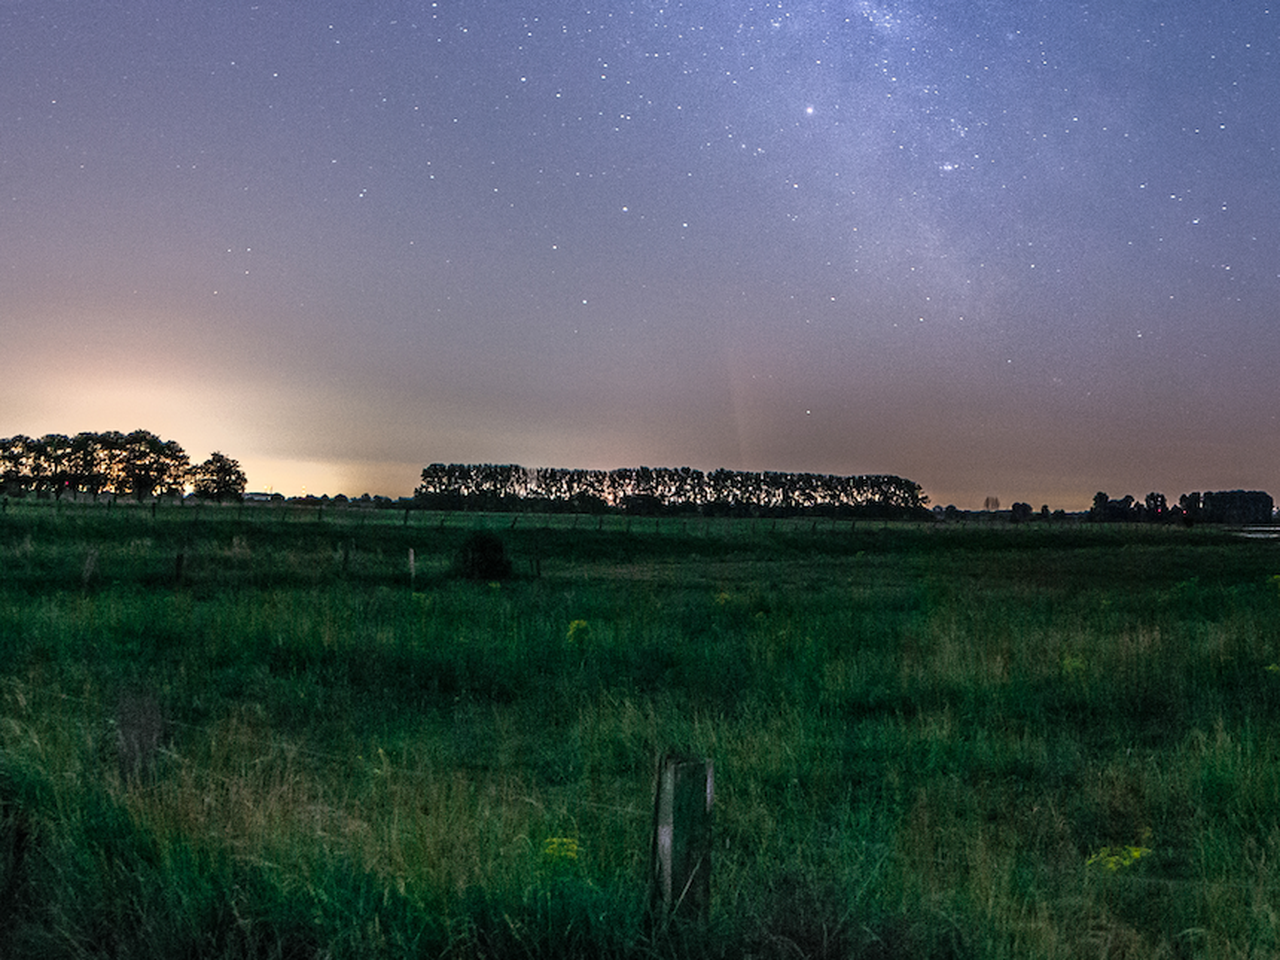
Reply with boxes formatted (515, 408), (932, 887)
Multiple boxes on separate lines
(243, 491), (278, 503)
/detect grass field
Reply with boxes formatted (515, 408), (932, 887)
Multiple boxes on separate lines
(2, 499), (1280, 958)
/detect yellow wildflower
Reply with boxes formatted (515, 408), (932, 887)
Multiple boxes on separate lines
(1087, 843), (1152, 871)
(1061, 655), (1087, 678)
(542, 836), (580, 863)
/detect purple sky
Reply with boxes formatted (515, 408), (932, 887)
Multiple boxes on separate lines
(4, 1), (1277, 508)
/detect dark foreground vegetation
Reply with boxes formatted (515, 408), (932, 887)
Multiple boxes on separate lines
(2, 500), (1280, 958)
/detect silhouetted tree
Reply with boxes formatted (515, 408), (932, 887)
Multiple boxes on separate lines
(96, 431), (130, 496)
(0, 435), (34, 494)
(3, 429), (223, 500)
(1202, 490), (1274, 525)
(191, 452), (248, 502)
(1144, 492), (1168, 522)
(36, 434), (74, 498)
(1090, 491), (1109, 522)
(416, 461), (931, 517)
(121, 430), (188, 500)
(67, 432), (105, 498)
(1177, 492), (1202, 525)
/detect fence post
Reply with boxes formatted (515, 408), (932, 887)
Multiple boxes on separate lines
(648, 752), (713, 932)
(81, 548), (100, 591)
(408, 547), (416, 590)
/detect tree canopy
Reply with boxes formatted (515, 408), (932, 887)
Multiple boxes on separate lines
(1088, 489), (1274, 525)
(0, 431), (241, 501)
(190, 452), (248, 502)
(414, 462), (930, 518)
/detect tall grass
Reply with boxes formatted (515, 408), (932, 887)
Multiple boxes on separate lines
(2, 500), (1280, 956)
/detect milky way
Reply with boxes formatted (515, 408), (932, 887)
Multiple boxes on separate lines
(3, 1), (1277, 507)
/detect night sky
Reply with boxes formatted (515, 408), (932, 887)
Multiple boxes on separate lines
(4, 2), (1277, 509)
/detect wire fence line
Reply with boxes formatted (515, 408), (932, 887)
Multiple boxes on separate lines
(4, 495), (933, 537)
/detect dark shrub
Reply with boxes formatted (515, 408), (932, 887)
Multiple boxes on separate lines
(456, 531), (513, 581)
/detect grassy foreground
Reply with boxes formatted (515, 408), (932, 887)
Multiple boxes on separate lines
(2, 500), (1280, 958)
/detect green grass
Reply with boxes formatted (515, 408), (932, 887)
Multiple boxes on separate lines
(2, 499), (1280, 957)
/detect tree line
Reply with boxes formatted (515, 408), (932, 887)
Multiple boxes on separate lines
(0, 431), (247, 502)
(414, 462), (931, 517)
(1086, 489), (1274, 525)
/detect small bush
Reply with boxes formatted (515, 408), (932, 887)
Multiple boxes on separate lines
(456, 530), (514, 581)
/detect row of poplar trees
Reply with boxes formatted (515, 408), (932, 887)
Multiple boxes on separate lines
(415, 462), (929, 516)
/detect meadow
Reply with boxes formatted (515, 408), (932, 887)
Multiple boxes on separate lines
(2, 498), (1280, 958)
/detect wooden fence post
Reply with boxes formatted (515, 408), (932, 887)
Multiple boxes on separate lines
(648, 752), (713, 931)
(408, 547), (416, 590)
